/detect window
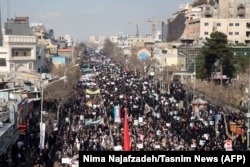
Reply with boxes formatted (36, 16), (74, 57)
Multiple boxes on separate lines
(10, 64), (15, 71)
(24, 51), (27, 56)
(229, 32), (233, 35)
(0, 58), (6, 66)
(7, 29), (12, 34)
(217, 23), (221, 26)
(235, 32), (239, 35)
(15, 51), (18, 56)
(235, 23), (240, 26)
(204, 22), (209, 26)
(229, 23), (233, 26)
(29, 63), (32, 69)
(204, 32), (209, 35)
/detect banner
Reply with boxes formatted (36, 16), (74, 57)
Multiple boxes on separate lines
(86, 89), (100, 94)
(39, 122), (46, 149)
(114, 105), (121, 123)
(85, 118), (103, 126)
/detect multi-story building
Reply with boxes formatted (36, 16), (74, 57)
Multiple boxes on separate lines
(166, 9), (187, 42)
(31, 23), (58, 55)
(183, 0), (250, 45)
(127, 36), (154, 47)
(186, 16), (250, 45)
(64, 34), (74, 47)
(164, 0), (250, 45)
(0, 17), (38, 73)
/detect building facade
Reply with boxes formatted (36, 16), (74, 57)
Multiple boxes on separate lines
(0, 17), (38, 73)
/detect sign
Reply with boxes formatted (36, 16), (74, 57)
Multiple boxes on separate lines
(18, 124), (27, 134)
(225, 140), (232, 151)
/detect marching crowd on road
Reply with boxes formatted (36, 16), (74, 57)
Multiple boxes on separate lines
(10, 53), (248, 167)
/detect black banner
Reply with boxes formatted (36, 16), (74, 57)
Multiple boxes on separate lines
(78, 151), (250, 167)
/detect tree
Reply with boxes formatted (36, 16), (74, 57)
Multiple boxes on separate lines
(43, 65), (81, 120)
(102, 38), (115, 57)
(197, 31), (235, 83)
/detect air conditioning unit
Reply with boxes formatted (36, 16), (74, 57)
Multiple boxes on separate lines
(0, 122), (3, 128)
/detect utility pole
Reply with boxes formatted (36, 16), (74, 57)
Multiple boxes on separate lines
(193, 61), (196, 99)
(220, 59), (223, 92)
(247, 68), (250, 150)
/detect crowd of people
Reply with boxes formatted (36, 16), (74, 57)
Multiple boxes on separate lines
(10, 53), (249, 167)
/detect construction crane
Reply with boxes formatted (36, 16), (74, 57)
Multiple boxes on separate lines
(147, 16), (157, 39)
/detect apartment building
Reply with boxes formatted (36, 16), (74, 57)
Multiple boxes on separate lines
(183, 0), (250, 45)
(0, 17), (37, 73)
(31, 23), (58, 55)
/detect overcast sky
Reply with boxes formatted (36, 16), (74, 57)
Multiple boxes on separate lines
(1, 0), (193, 41)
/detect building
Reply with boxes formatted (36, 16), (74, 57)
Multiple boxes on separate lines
(127, 36), (154, 47)
(31, 23), (58, 55)
(166, 10), (187, 42)
(35, 44), (48, 73)
(55, 36), (68, 49)
(64, 34), (74, 47)
(98, 35), (107, 45)
(182, 0), (250, 45)
(1, 17), (37, 73)
(89, 36), (96, 43)
(57, 48), (73, 64)
(187, 17), (250, 45)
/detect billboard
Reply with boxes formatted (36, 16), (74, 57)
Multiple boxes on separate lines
(52, 57), (66, 68)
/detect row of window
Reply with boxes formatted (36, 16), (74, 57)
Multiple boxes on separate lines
(204, 32), (240, 35)
(0, 58), (33, 70)
(204, 22), (241, 26)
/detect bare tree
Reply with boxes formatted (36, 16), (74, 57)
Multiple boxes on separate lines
(103, 38), (115, 58)
(43, 65), (80, 120)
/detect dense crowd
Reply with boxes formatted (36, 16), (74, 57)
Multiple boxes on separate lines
(10, 53), (249, 167)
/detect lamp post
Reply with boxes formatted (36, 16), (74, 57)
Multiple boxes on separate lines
(248, 69), (250, 150)
(193, 61), (196, 99)
(39, 76), (67, 150)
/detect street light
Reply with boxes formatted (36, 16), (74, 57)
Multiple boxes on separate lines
(248, 69), (250, 150)
(39, 76), (67, 150)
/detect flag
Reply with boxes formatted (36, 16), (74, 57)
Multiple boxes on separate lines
(114, 105), (121, 122)
(123, 108), (131, 151)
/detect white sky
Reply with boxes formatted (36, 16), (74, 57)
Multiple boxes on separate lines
(0, 0), (193, 41)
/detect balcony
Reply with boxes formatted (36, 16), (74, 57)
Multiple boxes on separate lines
(238, 10), (245, 17)
(4, 35), (37, 44)
(204, 11), (212, 17)
(238, 4), (245, 9)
